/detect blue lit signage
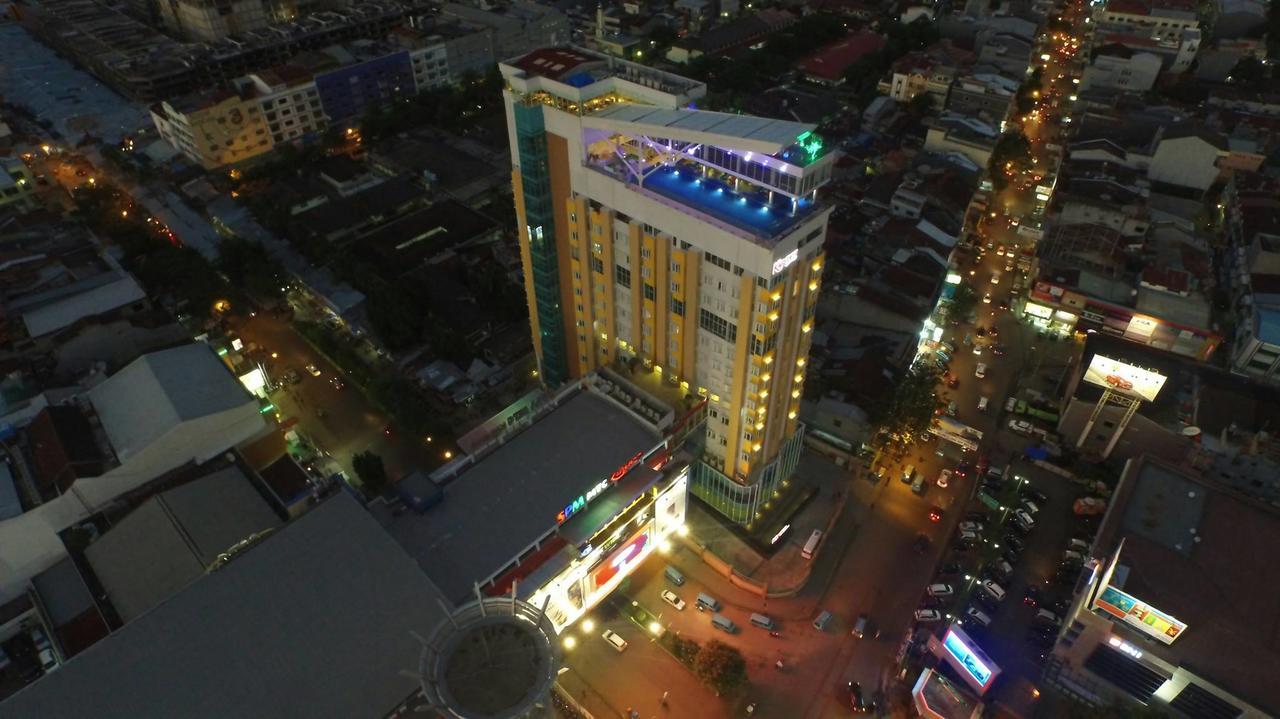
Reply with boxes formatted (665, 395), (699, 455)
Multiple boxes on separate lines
(941, 628), (998, 693)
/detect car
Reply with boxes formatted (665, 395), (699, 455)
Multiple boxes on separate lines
(956, 461), (972, 477)
(1004, 261), (1014, 272)
(936, 470), (952, 488)
(965, 606), (993, 627)
(982, 292), (992, 304)
(330, 377), (344, 390)
(997, 298), (1010, 310)
(912, 534), (931, 553)
(958, 521), (984, 532)
(1008, 419), (1034, 435)
(958, 529), (979, 542)
(1002, 548), (1021, 565)
(975, 327), (987, 337)
(946, 400), (958, 416)
(992, 345), (1008, 356)
(954, 538), (977, 552)
(602, 629), (628, 652)
(980, 580), (1006, 601)
(660, 590), (686, 610)
(1003, 535), (1025, 555)
(938, 562), (962, 576)
(975, 363), (987, 378)
(1062, 550), (1085, 566)
(1024, 585), (1042, 607)
(996, 245), (1006, 257)
(914, 609), (943, 623)
(972, 344), (983, 355)
(1021, 499), (1041, 515)
(305, 363), (322, 377)
(1026, 488), (1049, 504)
(928, 506), (944, 522)
(1035, 609), (1062, 628)
(926, 583), (954, 597)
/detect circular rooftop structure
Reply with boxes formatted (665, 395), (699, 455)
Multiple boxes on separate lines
(417, 596), (561, 719)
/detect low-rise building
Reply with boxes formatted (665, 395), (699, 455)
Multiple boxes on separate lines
(946, 73), (1017, 124)
(0, 158), (37, 212)
(1046, 454), (1280, 718)
(149, 89), (275, 170)
(923, 114), (999, 167)
(796, 31), (885, 85)
(1080, 45), (1163, 93)
(156, 0), (271, 42)
(1094, 0), (1200, 41)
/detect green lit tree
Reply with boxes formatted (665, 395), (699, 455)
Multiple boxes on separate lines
(870, 363), (943, 445)
(694, 640), (747, 694)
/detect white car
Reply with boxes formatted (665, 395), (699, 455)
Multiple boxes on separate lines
(1004, 396), (1018, 412)
(975, 363), (988, 379)
(602, 629), (628, 652)
(937, 469), (952, 488)
(305, 363), (322, 377)
(958, 521), (984, 532)
(1008, 419), (1034, 435)
(914, 609), (943, 623)
(966, 606), (993, 627)
(972, 344), (983, 355)
(926, 583), (954, 597)
(660, 590), (686, 611)
(982, 292), (992, 304)
(958, 529), (979, 542)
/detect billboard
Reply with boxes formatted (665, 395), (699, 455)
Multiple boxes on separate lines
(1082, 355), (1167, 402)
(939, 626), (1000, 694)
(1093, 585), (1187, 645)
(931, 416), (983, 453)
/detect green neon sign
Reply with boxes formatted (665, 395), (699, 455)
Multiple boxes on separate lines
(796, 131), (824, 161)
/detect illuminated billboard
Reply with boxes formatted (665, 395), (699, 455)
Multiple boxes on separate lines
(939, 626), (1000, 694)
(1082, 355), (1167, 402)
(1093, 585), (1186, 645)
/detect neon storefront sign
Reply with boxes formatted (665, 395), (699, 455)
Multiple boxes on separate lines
(939, 627), (1000, 694)
(557, 452), (646, 524)
(772, 249), (799, 275)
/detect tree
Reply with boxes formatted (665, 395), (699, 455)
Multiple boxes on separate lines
(693, 640), (747, 694)
(353, 451), (390, 497)
(870, 363), (942, 444)
(987, 131), (1033, 191)
(949, 280), (978, 320)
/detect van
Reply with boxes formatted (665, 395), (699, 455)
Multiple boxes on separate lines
(813, 610), (833, 631)
(995, 560), (1014, 580)
(711, 614), (738, 634)
(901, 465), (916, 484)
(965, 607), (992, 627)
(978, 396), (990, 412)
(750, 613), (776, 630)
(911, 475), (926, 495)
(802, 529), (823, 560)
(696, 593), (721, 612)
(664, 566), (686, 586)
(852, 614), (869, 639)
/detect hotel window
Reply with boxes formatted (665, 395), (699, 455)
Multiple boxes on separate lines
(644, 284), (657, 301)
(590, 257), (604, 274)
(615, 265), (631, 288)
(671, 299), (685, 316)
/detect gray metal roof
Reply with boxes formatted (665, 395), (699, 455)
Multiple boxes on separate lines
(377, 390), (660, 603)
(31, 557), (96, 627)
(2, 494), (448, 719)
(88, 344), (254, 461)
(84, 465), (283, 622)
(588, 105), (814, 153)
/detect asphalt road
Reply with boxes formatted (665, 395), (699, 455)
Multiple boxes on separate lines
(232, 312), (437, 482)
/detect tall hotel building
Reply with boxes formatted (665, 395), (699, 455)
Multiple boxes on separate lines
(500, 47), (835, 524)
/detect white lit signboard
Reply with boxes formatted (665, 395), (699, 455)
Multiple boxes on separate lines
(772, 249), (799, 275)
(940, 626), (1000, 694)
(1025, 302), (1053, 319)
(1094, 585), (1186, 645)
(1127, 315), (1158, 337)
(945, 272), (962, 285)
(1082, 355), (1167, 402)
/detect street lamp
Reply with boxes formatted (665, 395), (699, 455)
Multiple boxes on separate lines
(581, 619), (595, 633)
(563, 636), (577, 649)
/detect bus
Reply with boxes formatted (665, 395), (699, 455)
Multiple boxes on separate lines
(931, 416), (984, 453)
(801, 530), (823, 560)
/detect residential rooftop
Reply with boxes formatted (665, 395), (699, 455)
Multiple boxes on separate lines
(0, 494), (448, 719)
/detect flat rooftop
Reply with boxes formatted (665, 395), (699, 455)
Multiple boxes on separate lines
(1095, 457), (1280, 715)
(378, 389), (660, 603)
(0, 494), (449, 719)
(589, 104), (815, 155)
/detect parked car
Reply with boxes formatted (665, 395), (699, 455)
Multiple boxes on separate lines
(1034, 609), (1062, 628)
(926, 583), (955, 597)
(1003, 534), (1025, 552)
(965, 606), (993, 627)
(938, 562), (962, 576)
(937, 469), (953, 488)
(958, 521), (984, 533)
(660, 590), (686, 611)
(1002, 549), (1021, 565)
(912, 534), (931, 554)
(1023, 585), (1042, 607)
(914, 609), (943, 623)
(1014, 509), (1036, 527)
(305, 363), (322, 377)
(1008, 419), (1034, 435)
(1026, 488), (1049, 504)
(602, 629), (628, 652)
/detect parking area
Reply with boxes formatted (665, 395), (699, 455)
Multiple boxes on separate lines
(909, 442), (1102, 696)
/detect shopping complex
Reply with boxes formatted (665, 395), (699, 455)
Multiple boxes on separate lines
(374, 369), (702, 631)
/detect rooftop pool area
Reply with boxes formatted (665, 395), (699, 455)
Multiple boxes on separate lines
(639, 166), (816, 240)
